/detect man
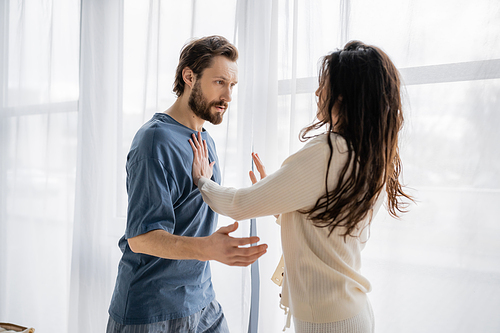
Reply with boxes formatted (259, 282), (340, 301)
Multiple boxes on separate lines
(107, 35), (268, 333)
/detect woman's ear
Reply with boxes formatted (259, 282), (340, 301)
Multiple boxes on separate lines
(182, 67), (195, 89)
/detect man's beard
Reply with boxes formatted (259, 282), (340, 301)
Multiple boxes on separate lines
(188, 81), (228, 125)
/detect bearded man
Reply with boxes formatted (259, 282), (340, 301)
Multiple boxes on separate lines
(107, 36), (268, 333)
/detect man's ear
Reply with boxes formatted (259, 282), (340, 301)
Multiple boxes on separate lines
(182, 67), (195, 89)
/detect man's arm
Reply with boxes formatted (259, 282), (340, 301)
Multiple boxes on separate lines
(128, 221), (267, 267)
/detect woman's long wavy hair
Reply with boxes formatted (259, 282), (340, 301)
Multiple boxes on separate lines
(300, 41), (413, 239)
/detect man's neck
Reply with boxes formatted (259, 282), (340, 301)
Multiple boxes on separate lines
(164, 96), (205, 132)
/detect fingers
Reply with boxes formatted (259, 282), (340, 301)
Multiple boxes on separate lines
(251, 152), (267, 179)
(191, 132), (205, 151)
(216, 221), (238, 235)
(198, 132), (205, 157)
(216, 223), (260, 246)
(188, 139), (197, 153)
(191, 133), (212, 163)
(229, 221), (238, 232)
(197, 132), (208, 159)
(230, 247), (268, 266)
(190, 132), (215, 185)
(235, 236), (260, 246)
(191, 133), (201, 150)
(249, 170), (257, 184)
(235, 243), (268, 256)
(251, 152), (262, 171)
(225, 243), (268, 266)
(203, 138), (209, 158)
(211, 221), (268, 267)
(254, 154), (266, 175)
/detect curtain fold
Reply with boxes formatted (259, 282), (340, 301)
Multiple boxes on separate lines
(232, 1), (284, 331)
(0, 0), (9, 316)
(0, 0), (80, 331)
(68, 0), (123, 331)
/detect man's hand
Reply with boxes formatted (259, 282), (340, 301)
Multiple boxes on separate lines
(201, 222), (268, 266)
(190, 132), (215, 186)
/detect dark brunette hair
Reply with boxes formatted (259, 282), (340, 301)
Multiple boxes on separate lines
(173, 35), (238, 97)
(300, 41), (412, 239)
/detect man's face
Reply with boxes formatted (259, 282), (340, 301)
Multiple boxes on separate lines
(188, 56), (238, 125)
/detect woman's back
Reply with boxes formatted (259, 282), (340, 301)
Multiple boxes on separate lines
(278, 133), (384, 324)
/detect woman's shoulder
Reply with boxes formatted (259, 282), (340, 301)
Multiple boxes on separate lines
(303, 132), (349, 153)
(281, 133), (348, 168)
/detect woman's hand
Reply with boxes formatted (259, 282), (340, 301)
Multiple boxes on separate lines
(249, 152), (267, 184)
(189, 132), (215, 186)
(249, 153), (280, 219)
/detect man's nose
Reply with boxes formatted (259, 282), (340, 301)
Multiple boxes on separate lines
(221, 86), (232, 103)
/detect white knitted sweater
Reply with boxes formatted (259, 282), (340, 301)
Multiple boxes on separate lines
(198, 133), (383, 323)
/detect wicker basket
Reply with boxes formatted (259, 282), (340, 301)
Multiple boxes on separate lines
(0, 323), (35, 333)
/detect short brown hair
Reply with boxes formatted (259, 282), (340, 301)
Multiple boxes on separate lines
(173, 35), (238, 97)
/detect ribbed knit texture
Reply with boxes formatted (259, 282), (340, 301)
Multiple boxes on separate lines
(198, 133), (384, 325)
(293, 300), (374, 333)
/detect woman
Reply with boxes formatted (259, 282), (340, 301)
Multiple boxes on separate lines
(189, 41), (412, 332)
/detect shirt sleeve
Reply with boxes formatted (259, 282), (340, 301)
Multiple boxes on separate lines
(125, 157), (177, 238)
(198, 139), (338, 221)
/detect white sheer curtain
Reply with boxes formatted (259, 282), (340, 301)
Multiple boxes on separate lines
(0, 0), (80, 331)
(68, 0), (123, 331)
(1, 0), (500, 332)
(265, 0), (500, 332)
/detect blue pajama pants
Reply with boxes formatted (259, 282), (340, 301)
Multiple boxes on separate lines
(106, 300), (230, 333)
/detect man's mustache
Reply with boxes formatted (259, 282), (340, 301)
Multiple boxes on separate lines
(210, 100), (228, 109)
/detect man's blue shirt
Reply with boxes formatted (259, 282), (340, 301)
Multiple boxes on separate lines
(109, 113), (221, 325)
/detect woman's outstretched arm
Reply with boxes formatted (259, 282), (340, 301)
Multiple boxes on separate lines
(190, 132), (343, 221)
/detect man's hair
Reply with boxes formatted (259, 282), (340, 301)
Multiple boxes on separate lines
(173, 35), (238, 97)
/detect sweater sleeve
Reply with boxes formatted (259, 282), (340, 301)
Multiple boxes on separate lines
(197, 137), (343, 221)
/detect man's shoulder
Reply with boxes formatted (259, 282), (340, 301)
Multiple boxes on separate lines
(128, 116), (188, 165)
(137, 115), (177, 139)
(138, 114), (190, 145)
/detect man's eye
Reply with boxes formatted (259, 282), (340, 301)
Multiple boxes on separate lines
(216, 80), (223, 84)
